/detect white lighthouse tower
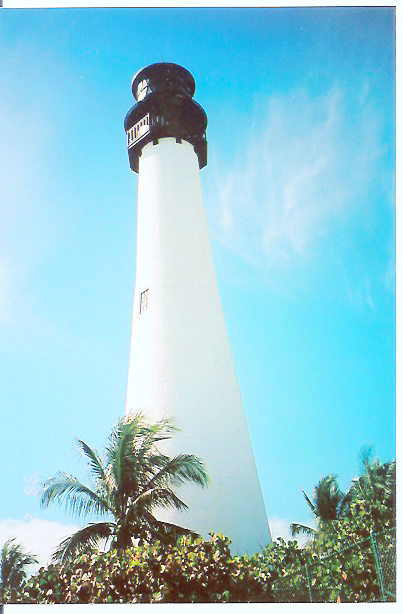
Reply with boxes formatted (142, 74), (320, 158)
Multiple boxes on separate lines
(124, 63), (270, 555)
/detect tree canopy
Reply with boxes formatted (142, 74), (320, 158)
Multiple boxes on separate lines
(40, 413), (209, 562)
(0, 539), (38, 596)
(290, 448), (395, 540)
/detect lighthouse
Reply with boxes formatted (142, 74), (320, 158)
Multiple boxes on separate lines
(124, 63), (270, 554)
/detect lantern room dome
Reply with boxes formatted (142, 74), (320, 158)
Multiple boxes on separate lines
(131, 63), (196, 102)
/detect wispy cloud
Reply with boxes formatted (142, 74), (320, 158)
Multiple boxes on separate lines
(346, 276), (375, 311)
(383, 238), (396, 293)
(0, 518), (80, 572)
(269, 516), (307, 547)
(0, 61), (80, 351)
(0, 259), (15, 326)
(0, 68), (50, 332)
(210, 84), (390, 273)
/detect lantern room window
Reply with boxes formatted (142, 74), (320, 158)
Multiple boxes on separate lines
(137, 79), (148, 101)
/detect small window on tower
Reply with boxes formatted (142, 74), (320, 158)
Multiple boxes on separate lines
(140, 289), (149, 313)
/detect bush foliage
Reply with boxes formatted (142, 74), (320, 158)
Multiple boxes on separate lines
(265, 481), (396, 603)
(4, 534), (273, 604)
(1, 452), (394, 604)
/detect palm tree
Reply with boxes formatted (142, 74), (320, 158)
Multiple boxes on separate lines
(290, 475), (349, 538)
(40, 413), (209, 563)
(291, 448), (396, 539)
(0, 539), (38, 594)
(349, 446), (396, 512)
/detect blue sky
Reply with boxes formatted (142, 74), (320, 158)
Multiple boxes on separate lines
(0, 4), (395, 567)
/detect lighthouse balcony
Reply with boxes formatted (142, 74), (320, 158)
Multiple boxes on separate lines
(125, 108), (207, 172)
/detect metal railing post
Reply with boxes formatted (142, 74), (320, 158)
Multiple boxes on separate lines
(304, 563), (313, 603)
(370, 530), (386, 602)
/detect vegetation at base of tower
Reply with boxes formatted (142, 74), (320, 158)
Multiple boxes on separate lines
(264, 527), (395, 602)
(4, 534), (274, 604)
(2, 447), (394, 604)
(266, 448), (396, 603)
(0, 539), (38, 601)
(40, 413), (208, 563)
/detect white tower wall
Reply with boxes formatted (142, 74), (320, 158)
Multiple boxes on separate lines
(126, 136), (270, 554)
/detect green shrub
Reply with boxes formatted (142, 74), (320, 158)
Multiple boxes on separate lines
(266, 513), (395, 603)
(7, 534), (273, 604)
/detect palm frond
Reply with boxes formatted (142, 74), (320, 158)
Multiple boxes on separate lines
(156, 519), (200, 540)
(145, 514), (199, 543)
(133, 413), (180, 441)
(300, 487), (316, 516)
(106, 419), (142, 512)
(1, 539), (38, 590)
(132, 486), (188, 513)
(76, 439), (108, 485)
(352, 454), (396, 507)
(40, 472), (112, 519)
(120, 414), (180, 465)
(106, 414), (149, 462)
(338, 489), (353, 517)
(290, 523), (317, 538)
(359, 445), (374, 475)
(105, 415), (183, 508)
(52, 522), (115, 564)
(132, 510), (199, 546)
(145, 453), (209, 491)
(314, 475), (344, 521)
(107, 419), (136, 475)
(385, 459), (396, 505)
